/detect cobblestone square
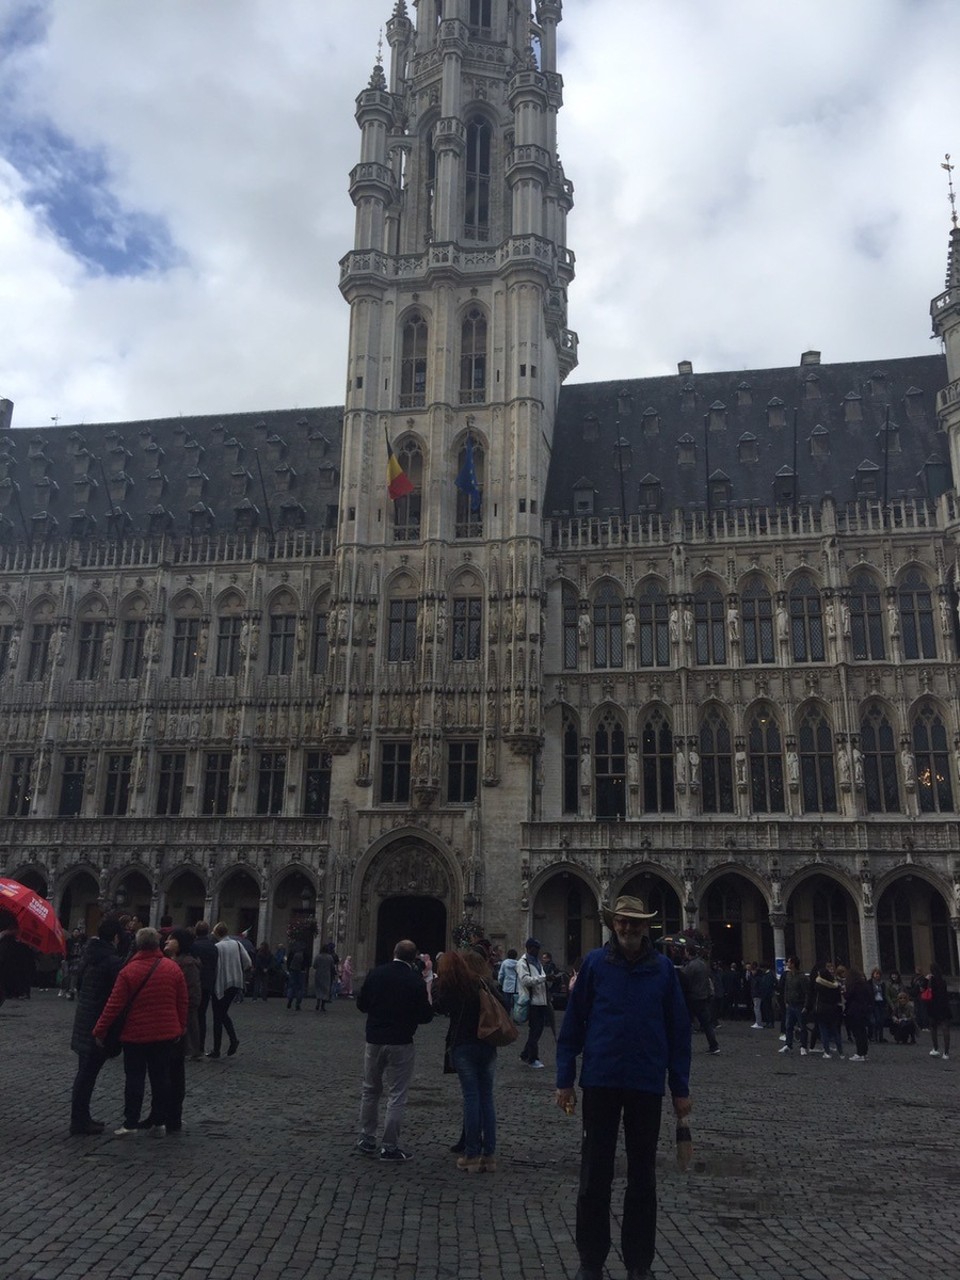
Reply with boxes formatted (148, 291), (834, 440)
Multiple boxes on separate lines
(1, 995), (956, 1280)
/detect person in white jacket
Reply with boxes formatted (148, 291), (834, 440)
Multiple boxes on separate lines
(209, 922), (252, 1058)
(516, 938), (549, 1068)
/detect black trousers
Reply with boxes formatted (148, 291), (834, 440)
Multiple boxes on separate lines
(520, 1004), (547, 1061)
(211, 988), (239, 1053)
(122, 1040), (176, 1128)
(198, 989), (212, 1052)
(70, 1048), (107, 1127)
(577, 1087), (663, 1274)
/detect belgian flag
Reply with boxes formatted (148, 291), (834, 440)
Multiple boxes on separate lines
(385, 428), (414, 500)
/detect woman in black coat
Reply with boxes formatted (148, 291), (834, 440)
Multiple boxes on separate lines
(842, 968), (873, 1061)
(69, 919), (123, 1135)
(926, 963), (952, 1060)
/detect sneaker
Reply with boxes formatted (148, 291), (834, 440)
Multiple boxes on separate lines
(456, 1155), (483, 1173)
(779, 1034), (787, 1042)
(750, 1023), (763, 1029)
(113, 1126), (141, 1137)
(930, 1049), (941, 1057)
(778, 1044), (791, 1054)
(379, 1146), (412, 1162)
(708, 1046), (720, 1054)
(942, 1054), (950, 1061)
(529, 1059), (545, 1069)
(355, 1137), (376, 1156)
(799, 1047), (808, 1056)
(849, 1055), (865, 1062)
(822, 1051), (832, 1059)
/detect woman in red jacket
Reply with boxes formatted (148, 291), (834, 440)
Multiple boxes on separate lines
(93, 927), (188, 1136)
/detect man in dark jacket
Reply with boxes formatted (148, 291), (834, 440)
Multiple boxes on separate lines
(556, 896), (692, 1280)
(681, 944), (719, 1054)
(355, 938), (432, 1162)
(191, 920), (219, 1056)
(68, 918), (123, 1135)
(0, 913), (34, 1005)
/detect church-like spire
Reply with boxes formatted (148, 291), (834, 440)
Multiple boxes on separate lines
(942, 155), (960, 290)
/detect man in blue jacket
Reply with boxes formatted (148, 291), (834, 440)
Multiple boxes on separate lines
(556, 895), (692, 1280)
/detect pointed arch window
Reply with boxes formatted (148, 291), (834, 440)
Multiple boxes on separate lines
(812, 886), (850, 968)
(898, 569), (937, 659)
(913, 702), (953, 813)
(798, 706), (837, 812)
(454, 436), (484, 538)
(699, 707), (734, 813)
(592, 582), (623, 670)
(594, 713), (626, 818)
(468, 0), (492, 36)
(562, 712), (579, 814)
(878, 886), (914, 975)
(638, 583), (669, 668)
(742, 578), (774, 664)
(267, 599), (297, 675)
(641, 708), (675, 813)
(392, 439), (423, 542)
(399, 312), (429, 410)
(848, 571), (884, 660)
(562, 585), (578, 671)
(694, 582), (726, 665)
(789, 575), (825, 662)
(459, 309), (488, 405)
(748, 706), (784, 813)
(464, 114), (492, 241)
(861, 703), (900, 813)
(451, 595), (482, 662)
(387, 596), (418, 662)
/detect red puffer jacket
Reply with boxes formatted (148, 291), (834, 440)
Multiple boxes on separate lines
(93, 950), (188, 1044)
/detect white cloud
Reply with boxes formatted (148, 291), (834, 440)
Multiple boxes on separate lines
(0, 0), (957, 429)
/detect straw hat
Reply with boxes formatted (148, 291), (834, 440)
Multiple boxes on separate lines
(601, 894), (658, 928)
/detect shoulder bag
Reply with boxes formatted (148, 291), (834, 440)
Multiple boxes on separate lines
(477, 980), (519, 1048)
(101, 957), (163, 1058)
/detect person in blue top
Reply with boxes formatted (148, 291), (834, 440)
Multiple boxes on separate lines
(556, 895), (692, 1280)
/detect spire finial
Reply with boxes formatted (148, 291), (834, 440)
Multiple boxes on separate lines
(377, 28), (384, 66)
(942, 154), (957, 229)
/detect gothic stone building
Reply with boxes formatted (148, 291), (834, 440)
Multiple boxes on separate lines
(2, 0), (960, 981)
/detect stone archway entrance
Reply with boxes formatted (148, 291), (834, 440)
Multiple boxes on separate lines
(376, 896), (446, 964)
(360, 838), (454, 969)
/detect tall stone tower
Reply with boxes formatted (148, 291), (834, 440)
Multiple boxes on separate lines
(330, 0), (577, 954)
(932, 219), (960, 481)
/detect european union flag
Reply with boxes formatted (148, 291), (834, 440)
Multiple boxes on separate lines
(455, 433), (482, 513)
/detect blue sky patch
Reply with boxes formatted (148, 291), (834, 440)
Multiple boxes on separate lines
(2, 118), (179, 277)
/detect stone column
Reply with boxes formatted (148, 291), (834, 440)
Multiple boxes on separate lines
(859, 910), (880, 974)
(768, 911), (787, 969)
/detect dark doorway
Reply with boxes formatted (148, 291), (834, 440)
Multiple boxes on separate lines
(708, 922), (742, 966)
(376, 895), (447, 964)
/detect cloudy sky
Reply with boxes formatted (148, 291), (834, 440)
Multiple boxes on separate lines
(0, 0), (957, 431)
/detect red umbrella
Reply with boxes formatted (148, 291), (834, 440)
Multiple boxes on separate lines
(0, 878), (68, 956)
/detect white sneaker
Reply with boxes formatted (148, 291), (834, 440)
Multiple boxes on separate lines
(750, 1023), (763, 1029)
(822, 1051), (831, 1059)
(799, 1047), (808, 1056)
(929, 1049), (941, 1057)
(779, 1034), (787, 1042)
(778, 1044), (790, 1054)
(941, 1054), (949, 1061)
(529, 1059), (545, 1069)
(849, 1055), (865, 1062)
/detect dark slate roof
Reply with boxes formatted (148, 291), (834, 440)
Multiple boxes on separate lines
(0, 407), (343, 539)
(546, 354), (951, 517)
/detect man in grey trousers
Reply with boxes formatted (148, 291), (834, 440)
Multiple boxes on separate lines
(355, 938), (433, 1162)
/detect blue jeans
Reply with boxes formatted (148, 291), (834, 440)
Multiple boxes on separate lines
(784, 1003), (806, 1049)
(451, 1041), (497, 1158)
(286, 971), (304, 1007)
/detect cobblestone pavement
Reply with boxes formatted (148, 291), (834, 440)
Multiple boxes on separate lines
(1, 994), (957, 1280)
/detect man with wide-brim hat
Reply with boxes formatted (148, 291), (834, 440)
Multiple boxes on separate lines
(556, 893), (692, 1280)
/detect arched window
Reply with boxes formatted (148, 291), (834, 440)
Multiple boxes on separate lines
(451, 594), (482, 662)
(694, 582), (726, 665)
(878, 886), (914, 975)
(387, 594), (418, 662)
(898, 568), (937, 659)
(77, 598), (109, 681)
(748, 706), (784, 812)
(267, 593), (297, 676)
(592, 582), (623, 670)
(742, 577), (774, 664)
(562, 585), (578, 671)
(913, 702), (953, 813)
(454, 436), (484, 538)
(468, 0), (492, 36)
(812, 885), (850, 966)
(848, 571), (884, 660)
(641, 708), (674, 813)
(798, 705), (837, 812)
(169, 594), (200, 680)
(399, 312), (429, 409)
(638, 582), (669, 668)
(392, 439), (423, 542)
(562, 713), (579, 814)
(789, 575), (825, 662)
(215, 593), (244, 677)
(594, 713), (626, 818)
(861, 703), (900, 813)
(699, 707), (734, 813)
(459, 309), (488, 405)
(464, 115), (492, 241)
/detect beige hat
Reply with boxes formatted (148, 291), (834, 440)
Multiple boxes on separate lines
(601, 894), (658, 927)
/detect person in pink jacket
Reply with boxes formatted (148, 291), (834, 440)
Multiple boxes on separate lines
(93, 927), (188, 1137)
